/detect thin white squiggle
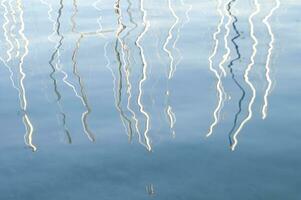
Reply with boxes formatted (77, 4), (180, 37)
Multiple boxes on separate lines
(163, 0), (179, 80)
(219, 0), (232, 77)
(136, 0), (152, 151)
(1, 1), (19, 91)
(231, 0), (260, 151)
(262, 0), (280, 119)
(17, 0), (37, 151)
(206, 0), (225, 137)
(1, 0), (13, 61)
(0, 57), (19, 92)
(6, 0), (16, 60)
(8, 0), (20, 58)
(163, 0), (180, 137)
(92, 0), (103, 34)
(115, 0), (134, 139)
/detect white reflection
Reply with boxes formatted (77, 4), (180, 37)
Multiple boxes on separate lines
(206, 0), (225, 137)
(136, 0), (152, 151)
(1, 0), (13, 62)
(17, 0), (37, 151)
(219, 0), (232, 77)
(262, 0), (280, 119)
(231, 0), (260, 151)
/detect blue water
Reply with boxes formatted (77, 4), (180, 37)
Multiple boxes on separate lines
(0, 0), (301, 199)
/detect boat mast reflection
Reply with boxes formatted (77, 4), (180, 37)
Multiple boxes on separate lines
(231, 0), (260, 151)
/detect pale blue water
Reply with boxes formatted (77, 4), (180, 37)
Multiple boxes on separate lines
(0, 0), (301, 199)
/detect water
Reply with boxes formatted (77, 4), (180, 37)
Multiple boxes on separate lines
(0, 0), (301, 199)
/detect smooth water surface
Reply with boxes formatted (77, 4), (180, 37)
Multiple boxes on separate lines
(0, 0), (301, 199)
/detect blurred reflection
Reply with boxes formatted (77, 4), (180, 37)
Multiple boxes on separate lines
(136, 0), (152, 151)
(47, 0), (72, 143)
(231, 0), (260, 151)
(17, 0), (36, 151)
(206, 0), (225, 137)
(70, 0), (105, 142)
(1, 0), (19, 91)
(146, 184), (155, 196)
(262, 0), (280, 119)
(0, 0), (284, 152)
(163, 0), (179, 137)
(8, 0), (20, 58)
(1, 0), (13, 61)
(225, 0), (246, 148)
(112, 0), (134, 141)
(219, 0), (232, 77)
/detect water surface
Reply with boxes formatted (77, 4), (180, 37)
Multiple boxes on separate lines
(0, 0), (301, 199)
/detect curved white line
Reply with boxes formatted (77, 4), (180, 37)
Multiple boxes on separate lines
(17, 0), (37, 151)
(262, 0), (280, 119)
(1, 0), (13, 61)
(231, 0), (260, 151)
(206, 0), (225, 137)
(136, 0), (151, 151)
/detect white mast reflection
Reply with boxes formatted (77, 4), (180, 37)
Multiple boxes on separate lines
(231, 0), (260, 151)
(206, 0), (225, 137)
(262, 0), (280, 119)
(17, 0), (37, 151)
(136, 0), (152, 151)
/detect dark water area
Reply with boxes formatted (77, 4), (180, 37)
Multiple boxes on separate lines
(0, 0), (301, 199)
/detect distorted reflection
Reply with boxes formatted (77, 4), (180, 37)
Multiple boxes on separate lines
(225, 0), (246, 148)
(206, 0), (225, 137)
(231, 0), (260, 151)
(0, 0), (282, 152)
(136, 0), (152, 151)
(47, 0), (72, 144)
(262, 0), (280, 119)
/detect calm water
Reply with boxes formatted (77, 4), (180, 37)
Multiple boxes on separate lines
(0, 0), (301, 199)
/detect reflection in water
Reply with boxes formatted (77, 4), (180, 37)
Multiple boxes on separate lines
(2, 0), (13, 62)
(113, 0), (134, 141)
(123, 0), (139, 142)
(0, 0), (283, 152)
(8, 0), (20, 58)
(17, 0), (36, 151)
(206, 0), (225, 137)
(1, 0), (37, 151)
(163, 0), (179, 80)
(226, 0), (246, 147)
(146, 184), (155, 196)
(219, 0), (232, 77)
(231, 0), (260, 151)
(1, 0), (19, 91)
(72, 35), (96, 142)
(136, 0), (152, 151)
(163, 0), (179, 137)
(262, 0), (280, 119)
(70, 0), (100, 142)
(47, 0), (72, 143)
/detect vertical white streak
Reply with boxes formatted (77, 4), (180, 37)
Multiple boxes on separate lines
(17, 0), (37, 151)
(262, 0), (280, 119)
(1, 0), (13, 61)
(206, 0), (225, 137)
(163, 0), (179, 80)
(231, 0), (260, 151)
(219, 0), (232, 77)
(136, 0), (151, 151)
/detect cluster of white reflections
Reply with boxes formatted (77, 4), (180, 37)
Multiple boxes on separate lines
(0, 0), (279, 152)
